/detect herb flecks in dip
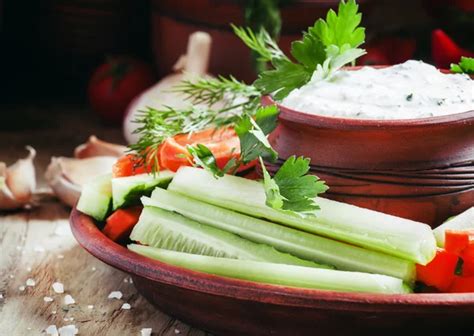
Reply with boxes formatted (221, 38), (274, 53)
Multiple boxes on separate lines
(281, 60), (474, 120)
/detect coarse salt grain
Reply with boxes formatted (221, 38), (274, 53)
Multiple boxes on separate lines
(19, 286), (25, 291)
(26, 278), (36, 287)
(64, 294), (75, 305)
(45, 325), (58, 336)
(174, 328), (181, 334)
(91, 266), (96, 271)
(52, 282), (64, 293)
(26, 267), (32, 272)
(121, 303), (131, 310)
(123, 278), (129, 283)
(140, 328), (152, 336)
(87, 305), (94, 309)
(52, 310), (57, 314)
(57, 254), (64, 259)
(0, 293), (4, 300)
(108, 291), (122, 300)
(44, 296), (54, 302)
(9, 274), (14, 279)
(58, 324), (78, 336)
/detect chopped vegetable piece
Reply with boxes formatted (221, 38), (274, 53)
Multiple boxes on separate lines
(445, 229), (474, 256)
(433, 207), (474, 247)
(128, 245), (411, 294)
(76, 174), (112, 221)
(416, 249), (459, 292)
(449, 276), (474, 293)
(168, 167), (437, 265)
(143, 189), (416, 282)
(130, 206), (325, 268)
(113, 154), (150, 178)
(102, 206), (143, 242)
(461, 245), (474, 276)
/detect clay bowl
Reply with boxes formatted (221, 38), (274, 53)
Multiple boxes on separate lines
(262, 91), (474, 226)
(70, 208), (474, 336)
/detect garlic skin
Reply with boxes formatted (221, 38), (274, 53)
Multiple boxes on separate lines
(123, 31), (213, 144)
(0, 146), (37, 210)
(74, 135), (127, 159)
(45, 156), (117, 207)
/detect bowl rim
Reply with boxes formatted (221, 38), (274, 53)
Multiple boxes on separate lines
(266, 95), (474, 130)
(70, 207), (474, 310)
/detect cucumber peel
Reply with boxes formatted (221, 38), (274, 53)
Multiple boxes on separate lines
(128, 244), (412, 294)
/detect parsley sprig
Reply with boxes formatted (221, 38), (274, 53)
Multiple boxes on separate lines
(451, 57), (474, 75)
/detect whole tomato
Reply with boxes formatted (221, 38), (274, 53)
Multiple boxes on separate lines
(88, 57), (156, 125)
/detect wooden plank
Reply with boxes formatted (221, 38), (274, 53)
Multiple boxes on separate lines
(0, 198), (209, 335)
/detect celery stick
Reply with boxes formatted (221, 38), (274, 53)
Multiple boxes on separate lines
(433, 207), (474, 247)
(130, 206), (324, 268)
(128, 244), (411, 294)
(168, 167), (436, 265)
(144, 189), (415, 282)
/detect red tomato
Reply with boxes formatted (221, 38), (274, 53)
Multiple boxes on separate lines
(88, 57), (156, 125)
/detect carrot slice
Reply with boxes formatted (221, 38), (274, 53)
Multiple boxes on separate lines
(102, 206), (143, 242)
(416, 248), (459, 292)
(112, 154), (150, 178)
(445, 230), (474, 256)
(449, 276), (474, 293)
(462, 244), (474, 276)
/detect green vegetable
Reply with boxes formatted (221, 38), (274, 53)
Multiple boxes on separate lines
(111, 171), (174, 210)
(450, 57), (474, 74)
(77, 174), (112, 221)
(168, 167), (437, 265)
(130, 206), (323, 268)
(433, 207), (474, 247)
(260, 156), (328, 212)
(143, 189), (416, 282)
(128, 245), (412, 294)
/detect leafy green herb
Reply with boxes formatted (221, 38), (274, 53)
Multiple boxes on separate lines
(235, 105), (279, 163)
(451, 57), (474, 75)
(260, 156), (329, 213)
(187, 144), (232, 178)
(245, 0), (366, 100)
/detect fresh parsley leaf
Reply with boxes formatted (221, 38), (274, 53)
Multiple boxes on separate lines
(261, 156), (329, 213)
(451, 57), (474, 75)
(235, 105), (279, 163)
(187, 144), (225, 178)
(291, 33), (327, 71)
(313, 0), (365, 49)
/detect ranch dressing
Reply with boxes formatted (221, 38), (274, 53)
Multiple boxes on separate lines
(281, 60), (474, 119)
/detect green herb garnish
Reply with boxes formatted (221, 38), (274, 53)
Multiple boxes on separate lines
(451, 57), (474, 75)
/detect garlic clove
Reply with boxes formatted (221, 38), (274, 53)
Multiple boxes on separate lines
(74, 135), (127, 159)
(45, 156), (117, 207)
(0, 146), (37, 210)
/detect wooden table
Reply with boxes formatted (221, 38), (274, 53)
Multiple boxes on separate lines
(0, 104), (210, 335)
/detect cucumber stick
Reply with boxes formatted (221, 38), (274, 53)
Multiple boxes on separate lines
(128, 245), (411, 294)
(130, 206), (325, 268)
(112, 171), (174, 210)
(144, 189), (415, 282)
(77, 174), (112, 221)
(168, 167), (437, 265)
(433, 207), (474, 247)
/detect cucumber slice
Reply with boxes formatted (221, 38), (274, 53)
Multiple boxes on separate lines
(128, 245), (411, 294)
(168, 167), (437, 265)
(112, 171), (174, 210)
(433, 207), (474, 247)
(130, 206), (326, 268)
(77, 174), (112, 221)
(144, 189), (415, 282)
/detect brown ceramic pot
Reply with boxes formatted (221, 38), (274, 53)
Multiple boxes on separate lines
(70, 208), (474, 336)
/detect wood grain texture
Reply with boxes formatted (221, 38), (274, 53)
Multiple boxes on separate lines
(0, 104), (210, 335)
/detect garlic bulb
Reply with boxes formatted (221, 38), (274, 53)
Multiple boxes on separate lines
(123, 31), (213, 144)
(45, 156), (117, 207)
(74, 135), (127, 159)
(0, 146), (37, 210)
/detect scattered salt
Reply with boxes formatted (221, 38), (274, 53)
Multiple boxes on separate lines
(121, 303), (131, 310)
(26, 278), (36, 287)
(140, 328), (152, 336)
(58, 324), (78, 336)
(123, 278), (129, 283)
(64, 294), (75, 305)
(91, 266), (96, 271)
(52, 310), (57, 314)
(129, 278), (133, 284)
(26, 267), (32, 272)
(45, 325), (58, 336)
(44, 296), (54, 302)
(87, 305), (94, 309)
(16, 245), (22, 251)
(0, 293), (4, 300)
(174, 328), (181, 334)
(57, 254), (64, 259)
(19, 286), (25, 291)
(108, 291), (123, 300)
(52, 282), (64, 293)
(27, 327), (31, 331)
(9, 274), (14, 279)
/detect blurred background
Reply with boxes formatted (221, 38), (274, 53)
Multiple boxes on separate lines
(0, 0), (472, 139)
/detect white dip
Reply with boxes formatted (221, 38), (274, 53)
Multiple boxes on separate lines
(281, 60), (474, 119)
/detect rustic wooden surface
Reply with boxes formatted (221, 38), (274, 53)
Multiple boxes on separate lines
(0, 104), (210, 335)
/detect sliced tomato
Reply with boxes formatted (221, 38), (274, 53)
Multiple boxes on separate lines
(102, 206), (143, 242)
(416, 248), (459, 292)
(112, 154), (150, 178)
(445, 230), (474, 256)
(449, 276), (474, 293)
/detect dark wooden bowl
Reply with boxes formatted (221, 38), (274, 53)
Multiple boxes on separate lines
(70, 208), (474, 336)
